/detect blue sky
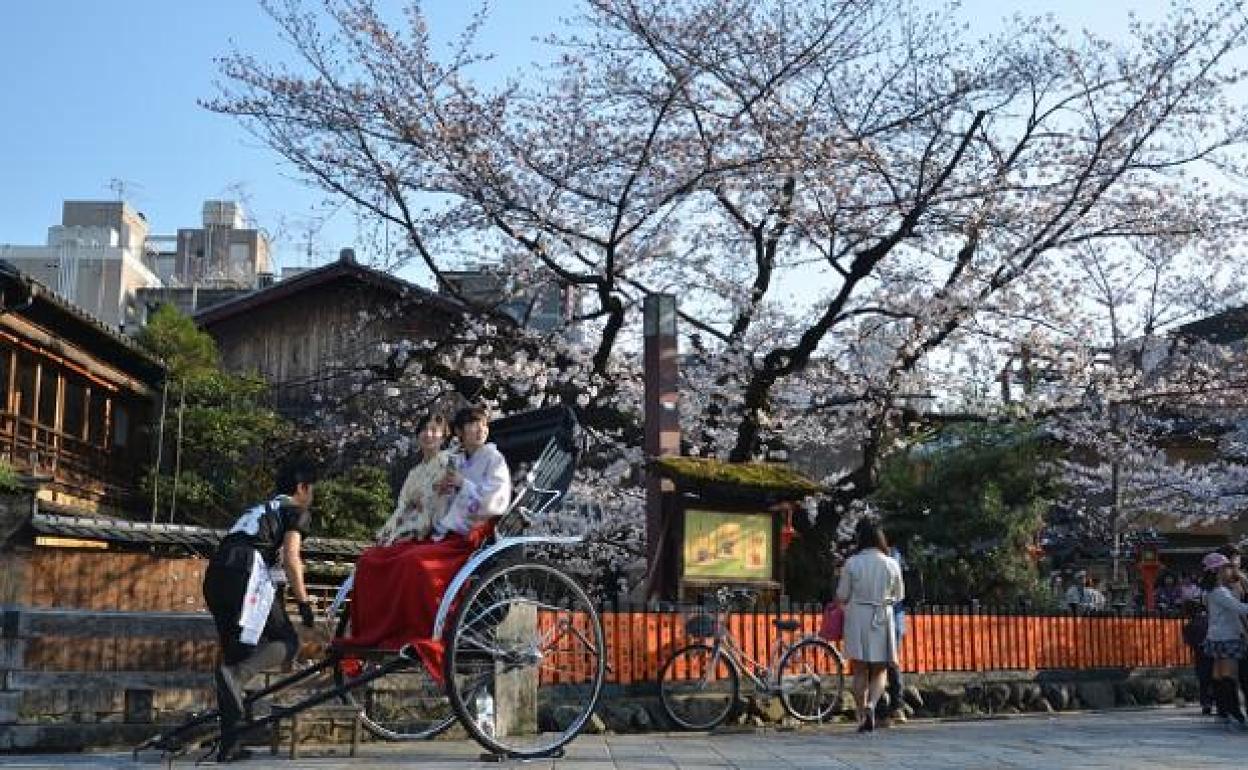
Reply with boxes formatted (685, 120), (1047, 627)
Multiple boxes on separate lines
(0, 0), (1173, 279)
(0, 0), (577, 274)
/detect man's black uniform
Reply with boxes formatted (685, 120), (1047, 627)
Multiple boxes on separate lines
(202, 495), (312, 759)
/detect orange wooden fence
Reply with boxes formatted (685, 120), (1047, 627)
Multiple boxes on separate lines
(8, 599), (1191, 686)
(540, 605), (1194, 685)
(903, 609), (1189, 673)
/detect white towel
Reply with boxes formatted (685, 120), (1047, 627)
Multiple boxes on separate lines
(239, 551), (276, 645)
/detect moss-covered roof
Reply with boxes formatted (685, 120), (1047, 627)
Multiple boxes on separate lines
(653, 457), (823, 496)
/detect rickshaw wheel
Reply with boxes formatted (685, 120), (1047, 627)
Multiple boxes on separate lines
(445, 561), (605, 758)
(330, 598), (458, 741)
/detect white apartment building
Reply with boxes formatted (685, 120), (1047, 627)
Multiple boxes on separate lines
(148, 200), (272, 288)
(1, 199), (274, 332)
(0, 201), (161, 331)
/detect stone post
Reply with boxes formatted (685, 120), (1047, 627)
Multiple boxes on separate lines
(493, 603), (538, 737)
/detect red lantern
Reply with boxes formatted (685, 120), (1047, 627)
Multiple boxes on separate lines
(780, 507), (797, 552)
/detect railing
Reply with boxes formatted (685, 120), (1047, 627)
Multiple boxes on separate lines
(593, 601), (825, 686)
(0, 411), (136, 501)
(901, 606), (1189, 673)
(0, 604), (1197, 750)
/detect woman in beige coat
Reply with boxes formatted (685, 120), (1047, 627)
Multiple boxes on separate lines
(835, 520), (904, 733)
(375, 412), (452, 546)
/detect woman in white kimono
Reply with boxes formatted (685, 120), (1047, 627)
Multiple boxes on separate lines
(433, 405), (512, 537)
(835, 520), (904, 733)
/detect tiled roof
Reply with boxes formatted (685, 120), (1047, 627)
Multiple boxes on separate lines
(30, 511), (366, 559)
(193, 255), (464, 327)
(1176, 306), (1248, 345)
(0, 260), (165, 386)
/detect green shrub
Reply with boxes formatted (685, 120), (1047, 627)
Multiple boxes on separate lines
(872, 423), (1056, 607)
(312, 466), (395, 541)
(0, 458), (24, 494)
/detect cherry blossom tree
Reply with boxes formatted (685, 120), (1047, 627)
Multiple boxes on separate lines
(208, 0), (1248, 587)
(986, 240), (1248, 577)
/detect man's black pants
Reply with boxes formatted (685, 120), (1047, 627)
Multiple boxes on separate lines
(202, 545), (299, 744)
(202, 555), (298, 665)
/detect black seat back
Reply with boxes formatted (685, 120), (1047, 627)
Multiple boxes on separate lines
(494, 435), (577, 538)
(489, 406), (579, 470)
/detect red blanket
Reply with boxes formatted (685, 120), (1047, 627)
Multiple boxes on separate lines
(338, 523), (493, 683)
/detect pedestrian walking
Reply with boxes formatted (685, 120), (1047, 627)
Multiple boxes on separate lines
(1200, 552), (1248, 729)
(1155, 573), (1181, 613)
(1196, 557), (1224, 717)
(1182, 596), (1214, 715)
(835, 520), (904, 733)
(1064, 571), (1104, 612)
(879, 545), (908, 727)
(1179, 572), (1202, 603)
(1214, 543), (1248, 709)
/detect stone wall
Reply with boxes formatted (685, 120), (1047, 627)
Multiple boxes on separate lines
(579, 667), (1199, 735)
(0, 606), (216, 750)
(0, 582), (1203, 752)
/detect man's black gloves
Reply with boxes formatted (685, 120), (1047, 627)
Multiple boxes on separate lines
(298, 601), (315, 628)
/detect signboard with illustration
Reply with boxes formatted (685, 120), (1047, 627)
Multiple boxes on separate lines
(682, 508), (773, 581)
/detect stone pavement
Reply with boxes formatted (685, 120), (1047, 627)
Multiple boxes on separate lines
(1, 707), (1243, 769)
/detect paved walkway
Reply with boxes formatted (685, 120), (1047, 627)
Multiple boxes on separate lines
(1, 707), (1243, 769)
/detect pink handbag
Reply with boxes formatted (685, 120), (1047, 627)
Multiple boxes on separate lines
(819, 602), (844, 642)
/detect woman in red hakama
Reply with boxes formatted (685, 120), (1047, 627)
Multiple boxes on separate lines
(342, 407), (512, 681)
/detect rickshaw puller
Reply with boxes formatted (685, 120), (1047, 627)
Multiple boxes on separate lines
(202, 461), (318, 763)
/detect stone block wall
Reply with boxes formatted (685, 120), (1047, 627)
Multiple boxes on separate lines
(581, 667), (1199, 734)
(0, 606), (217, 750)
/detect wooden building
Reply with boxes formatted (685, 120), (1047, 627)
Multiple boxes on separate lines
(193, 249), (464, 416)
(0, 261), (164, 512)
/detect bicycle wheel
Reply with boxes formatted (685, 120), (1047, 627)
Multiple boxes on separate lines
(658, 643), (740, 730)
(330, 595), (457, 740)
(777, 638), (844, 722)
(445, 562), (605, 759)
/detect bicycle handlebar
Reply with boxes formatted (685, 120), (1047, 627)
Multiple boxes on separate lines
(714, 587), (759, 607)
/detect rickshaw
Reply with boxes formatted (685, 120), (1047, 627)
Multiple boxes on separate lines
(137, 407), (606, 760)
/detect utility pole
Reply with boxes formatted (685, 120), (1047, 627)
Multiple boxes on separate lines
(150, 382), (169, 523)
(169, 383), (187, 524)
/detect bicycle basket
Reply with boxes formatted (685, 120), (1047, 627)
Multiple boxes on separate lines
(685, 614), (720, 639)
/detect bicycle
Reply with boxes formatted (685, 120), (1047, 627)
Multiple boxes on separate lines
(658, 587), (846, 731)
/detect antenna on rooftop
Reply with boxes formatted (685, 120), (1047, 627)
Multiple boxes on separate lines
(106, 177), (142, 202)
(221, 181), (259, 227)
